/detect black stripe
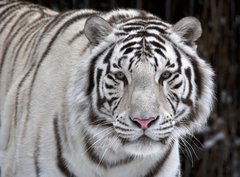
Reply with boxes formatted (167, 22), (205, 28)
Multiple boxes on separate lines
(105, 83), (114, 89)
(68, 30), (83, 44)
(88, 111), (111, 127)
(172, 92), (180, 103)
(59, 11), (98, 34)
(168, 63), (175, 68)
(174, 47), (182, 73)
(128, 58), (135, 71)
(154, 48), (166, 59)
(54, 117), (76, 177)
(122, 26), (143, 32)
(122, 34), (138, 43)
(123, 22), (146, 27)
(107, 96), (118, 105)
(120, 41), (138, 52)
(123, 47), (136, 55)
(11, 18), (45, 81)
(154, 57), (159, 67)
(147, 32), (166, 44)
(144, 145), (173, 177)
(190, 57), (203, 98)
(24, 18), (51, 69)
(147, 21), (168, 28)
(103, 46), (114, 63)
(151, 40), (166, 51)
(87, 49), (106, 95)
(112, 97), (122, 114)
(24, 21), (49, 66)
(14, 64), (35, 126)
(184, 67), (192, 100)
(172, 81), (183, 90)
(169, 74), (179, 84)
(0, 13), (15, 34)
(34, 129), (40, 177)
(96, 69), (104, 109)
(106, 74), (118, 84)
(115, 31), (128, 36)
(0, 2), (29, 22)
(0, 9), (36, 73)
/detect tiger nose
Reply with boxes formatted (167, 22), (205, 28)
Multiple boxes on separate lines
(131, 117), (157, 129)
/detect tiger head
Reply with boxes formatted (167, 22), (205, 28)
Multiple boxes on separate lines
(71, 12), (214, 156)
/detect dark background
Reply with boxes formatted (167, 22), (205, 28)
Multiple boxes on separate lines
(26, 0), (240, 176)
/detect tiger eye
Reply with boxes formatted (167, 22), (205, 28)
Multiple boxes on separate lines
(115, 72), (125, 80)
(161, 71), (172, 79)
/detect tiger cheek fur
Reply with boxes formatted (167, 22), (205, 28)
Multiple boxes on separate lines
(0, 1), (214, 177)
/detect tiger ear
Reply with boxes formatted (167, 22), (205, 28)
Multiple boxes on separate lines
(172, 17), (202, 45)
(84, 16), (113, 45)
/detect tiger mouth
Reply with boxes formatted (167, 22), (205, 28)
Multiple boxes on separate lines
(129, 134), (169, 146)
(135, 135), (154, 144)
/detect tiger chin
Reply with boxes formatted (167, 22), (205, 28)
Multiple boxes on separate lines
(0, 1), (214, 177)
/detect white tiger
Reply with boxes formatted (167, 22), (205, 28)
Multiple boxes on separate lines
(0, 1), (214, 177)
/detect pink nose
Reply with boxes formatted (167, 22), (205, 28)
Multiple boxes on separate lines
(132, 117), (156, 129)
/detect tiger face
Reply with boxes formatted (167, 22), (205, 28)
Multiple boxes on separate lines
(80, 15), (214, 156)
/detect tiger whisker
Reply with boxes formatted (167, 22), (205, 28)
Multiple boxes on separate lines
(173, 130), (194, 166)
(183, 137), (199, 161)
(82, 129), (113, 155)
(179, 138), (193, 166)
(97, 137), (119, 169)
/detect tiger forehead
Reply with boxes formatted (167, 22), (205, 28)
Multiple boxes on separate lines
(117, 29), (168, 67)
(112, 17), (173, 71)
(118, 22), (168, 54)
